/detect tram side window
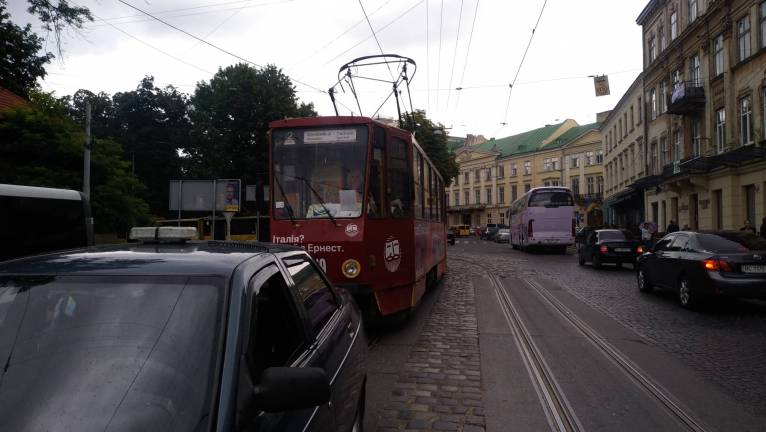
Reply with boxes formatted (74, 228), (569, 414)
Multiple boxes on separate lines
(388, 137), (413, 218)
(412, 150), (423, 219)
(369, 126), (386, 218)
(424, 163), (432, 220)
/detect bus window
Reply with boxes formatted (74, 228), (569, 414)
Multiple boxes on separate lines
(387, 137), (412, 218)
(368, 126), (386, 218)
(528, 190), (574, 207)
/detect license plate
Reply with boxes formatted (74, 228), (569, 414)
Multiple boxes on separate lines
(742, 264), (766, 274)
(615, 248), (631, 252)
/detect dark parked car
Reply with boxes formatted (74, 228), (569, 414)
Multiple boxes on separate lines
(0, 227), (367, 432)
(575, 225), (600, 251)
(578, 229), (641, 269)
(447, 228), (456, 245)
(636, 230), (766, 309)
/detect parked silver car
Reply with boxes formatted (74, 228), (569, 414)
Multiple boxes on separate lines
(494, 228), (510, 243)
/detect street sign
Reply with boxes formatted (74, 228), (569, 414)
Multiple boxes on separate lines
(593, 75), (610, 97)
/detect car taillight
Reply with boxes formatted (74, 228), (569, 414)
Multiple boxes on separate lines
(599, 245), (608, 254)
(528, 220), (534, 238)
(636, 245), (644, 254)
(702, 259), (733, 272)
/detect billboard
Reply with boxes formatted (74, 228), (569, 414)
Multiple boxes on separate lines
(169, 179), (241, 212)
(219, 180), (240, 212)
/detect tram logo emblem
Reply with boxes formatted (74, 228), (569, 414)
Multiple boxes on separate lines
(384, 236), (401, 273)
(345, 223), (359, 237)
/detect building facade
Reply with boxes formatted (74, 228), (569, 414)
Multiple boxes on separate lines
(446, 120), (604, 228)
(602, 74), (648, 229)
(638, 0), (766, 231)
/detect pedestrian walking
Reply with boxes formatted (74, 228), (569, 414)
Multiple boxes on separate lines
(666, 220), (679, 233)
(740, 219), (756, 234)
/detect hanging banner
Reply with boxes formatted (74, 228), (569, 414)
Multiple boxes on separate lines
(593, 75), (610, 97)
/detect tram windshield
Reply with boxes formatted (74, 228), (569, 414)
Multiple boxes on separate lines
(272, 125), (368, 219)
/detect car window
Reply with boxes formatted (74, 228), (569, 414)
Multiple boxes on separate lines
(0, 275), (223, 432)
(670, 235), (689, 251)
(696, 232), (766, 252)
(597, 230), (628, 241)
(284, 257), (339, 336)
(654, 237), (673, 252)
(246, 268), (308, 382)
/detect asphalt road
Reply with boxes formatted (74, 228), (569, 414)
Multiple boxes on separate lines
(366, 238), (766, 431)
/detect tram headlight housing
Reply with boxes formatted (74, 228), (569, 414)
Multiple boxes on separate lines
(341, 259), (361, 279)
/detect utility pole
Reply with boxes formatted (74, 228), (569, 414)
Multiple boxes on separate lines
(83, 101), (92, 198)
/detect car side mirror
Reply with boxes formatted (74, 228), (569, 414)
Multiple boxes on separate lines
(252, 367), (331, 413)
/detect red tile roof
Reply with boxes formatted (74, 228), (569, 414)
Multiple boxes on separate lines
(0, 86), (32, 111)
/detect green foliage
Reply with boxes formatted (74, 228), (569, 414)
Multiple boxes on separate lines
(0, 93), (151, 235)
(186, 63), (317, 185)
(400, 110), (459, 186)
(0, 1), (53, 97)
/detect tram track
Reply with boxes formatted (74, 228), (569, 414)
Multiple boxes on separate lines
(451, 255), (713, 432)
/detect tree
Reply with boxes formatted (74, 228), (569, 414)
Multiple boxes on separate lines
(60, 89), (116, 139)
(25, 0), (92, 57)
(0, 90), (151, 235)
(185, 63), (316, 189)
(401, 110), (459, 186)
(0, 1), (53, 97)
(111, 77), (191, 214)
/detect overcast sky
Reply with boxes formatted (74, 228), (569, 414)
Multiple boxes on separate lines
(10, 0), (648, 138)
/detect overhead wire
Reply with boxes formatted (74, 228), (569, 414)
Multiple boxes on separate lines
(436, 0), (443, 110)
(453, 0), (480, 113)
(426, 0), (430, 113)
(501, 0), (548, 128)
(444, 0), (464, 113)
(357, 0), (396, 81)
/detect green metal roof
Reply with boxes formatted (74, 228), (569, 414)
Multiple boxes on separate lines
(539, 122), (601, 151)
(446, 136), (466, 153)
(469, 122), (565, 158)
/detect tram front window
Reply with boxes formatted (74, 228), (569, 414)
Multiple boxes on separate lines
(272, 125), (368, 219)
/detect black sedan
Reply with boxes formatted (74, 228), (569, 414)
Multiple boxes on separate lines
(636, 230), (766, 309)
(0, 227), (367, 432)
(578, 229), (642, 269)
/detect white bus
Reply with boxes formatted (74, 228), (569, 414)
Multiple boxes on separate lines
(507, 186), (576, 254)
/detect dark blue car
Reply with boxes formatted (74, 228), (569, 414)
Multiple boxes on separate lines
(0, 228), (367, 431)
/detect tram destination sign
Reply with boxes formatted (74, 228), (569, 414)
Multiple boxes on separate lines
(303, 129), (357, 143)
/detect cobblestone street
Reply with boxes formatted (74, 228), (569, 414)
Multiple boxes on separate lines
(368, 238), (766, 431)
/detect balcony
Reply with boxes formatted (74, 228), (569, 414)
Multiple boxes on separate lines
(667, 80), (705, 115)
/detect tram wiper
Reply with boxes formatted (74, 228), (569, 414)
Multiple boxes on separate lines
(295, 176), (339, 227)
(272, 174), (297, 226)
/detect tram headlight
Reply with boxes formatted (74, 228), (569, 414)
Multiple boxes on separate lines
(341, 259), (361, 279)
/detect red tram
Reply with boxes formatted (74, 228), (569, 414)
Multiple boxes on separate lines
(268, 116), (447, 320)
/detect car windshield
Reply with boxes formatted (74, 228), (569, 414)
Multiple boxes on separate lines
(499, 229), (510, 234)
(598, 230), (631, 241)
(696, 233), (766, 252)
(0, 275), (223, 431)
(272, 125), (368, 219)
(528, 191), (574, 207)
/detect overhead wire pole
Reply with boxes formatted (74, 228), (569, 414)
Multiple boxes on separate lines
(501, 0), (548, 128)
(444, 0), (465, 112)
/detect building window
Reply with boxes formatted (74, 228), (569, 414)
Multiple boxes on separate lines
(597, 176), (604, 194)
(454, 191), (459, 206)
(497, 164), (504, 178)
(618, 119), (623, 139)
(585, 151), (595, 165)
(740, 95), (754, 145)
(464, 190), (469, 205)
(649, 36), (657, 63)
(570, 155), (579, 168)
(638, 97), (642, 123)
(474, 169), (480, 182)
(630, 106), (635, 127)
(486, 187), (492, 205)
(673, 129), (682, 161)
(761, 2), (766, 49)
(688, 0), (697, 23)
(659, 80), (667, 113)
(511, 184), (518, 202)
(712, 34), (724, 76)
(463, 171), (469, 184)
(672, 69), (681, 87)
(487, 213), (492, 224)
(690, 55), (700, 86)
(524, 161), (531, 175)
(650, 88), (657, 120)
(623, 113), (628, 137)
(596, 150), (604, 164)
(524, 183), (531, 193)
(762, 87), (766, 141)
(692, 118), (701, 157)
(511, 163), (517, 176)
(659, 26), (666, 51)
(738, 15), (751, 61)
(670, 11), (678, 40)
(571, 177), (580, 195)
(716, 108), (726, 153)
(660, 136), (669, 166)
(499, 211), (504, 225)
(498, 186), (505, 204)
(586, 177), (595, 194)
(543, 181), (551, 187)
(543, 158), (552, 171)
(475, 188), (480, 204)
